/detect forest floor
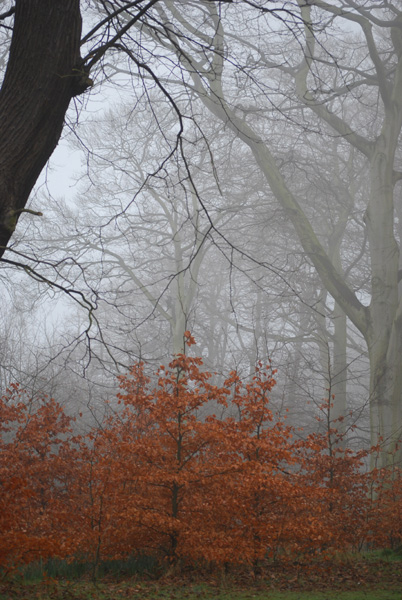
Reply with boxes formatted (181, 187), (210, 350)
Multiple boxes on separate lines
(0, 558), (401, 600)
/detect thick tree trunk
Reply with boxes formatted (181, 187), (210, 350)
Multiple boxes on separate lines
(368, 318), (402, 467)
(368, 293), (402, 467)
(364, 117), (402, 467)
(0, 0), (85, 257)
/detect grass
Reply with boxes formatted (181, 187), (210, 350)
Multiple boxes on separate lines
(17, 555), (158, 582)
(0, 581), (401, 600)
(0, 551), (401, 600)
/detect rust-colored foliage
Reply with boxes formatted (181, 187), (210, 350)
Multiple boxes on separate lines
(0, 385), (75, 569)
(1, 335), (401, 572)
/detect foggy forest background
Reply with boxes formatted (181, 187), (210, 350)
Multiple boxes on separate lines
(1, 0), (402, 571)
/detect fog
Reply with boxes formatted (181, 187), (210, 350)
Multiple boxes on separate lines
(1, 0), (402, 468)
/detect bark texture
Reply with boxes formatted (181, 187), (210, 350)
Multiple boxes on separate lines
(0, 0), (84, 257)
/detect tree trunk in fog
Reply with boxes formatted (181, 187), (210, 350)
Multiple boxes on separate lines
(326, 200), (350, 441)
(0, 0), (85, 257)
(314, 293), (346, 445)
(366, 140), (402, 466)
(331, 303), (347, 431)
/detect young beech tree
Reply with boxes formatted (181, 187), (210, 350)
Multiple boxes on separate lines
(90, 334), (236, 563)
(1, 340), (402, 571)
(0, 385), (75, 569)
(71, 334), (386, 568)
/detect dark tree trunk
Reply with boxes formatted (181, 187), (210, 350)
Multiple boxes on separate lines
(0, 0), (85, 257)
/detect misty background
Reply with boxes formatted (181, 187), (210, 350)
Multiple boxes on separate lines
(1, 0), (401, 460)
